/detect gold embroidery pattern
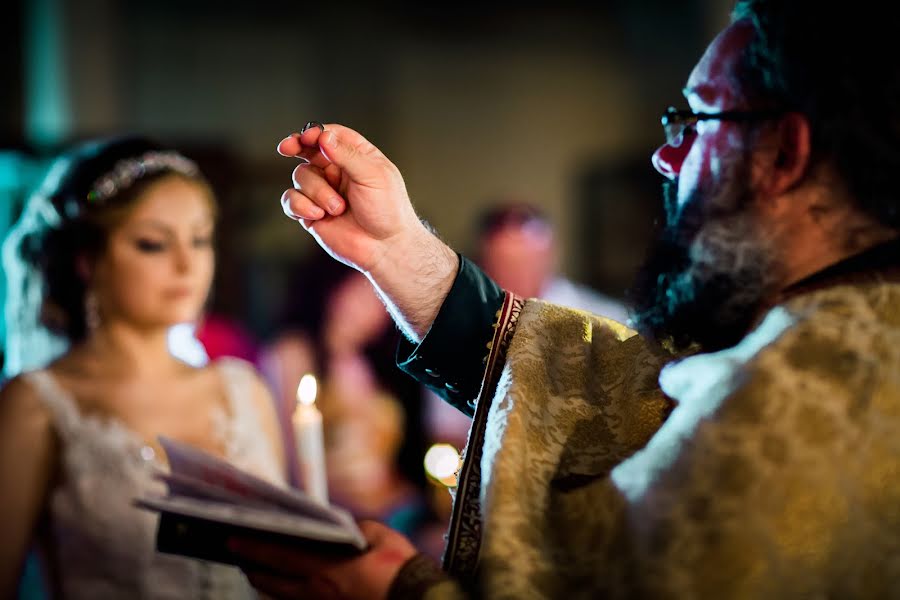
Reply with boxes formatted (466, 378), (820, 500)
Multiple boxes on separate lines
(468, 283), (900, 599)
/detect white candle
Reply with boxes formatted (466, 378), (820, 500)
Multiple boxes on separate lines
(293, 374), (328, 504)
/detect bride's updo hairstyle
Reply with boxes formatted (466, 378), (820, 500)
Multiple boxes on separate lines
(4, 137), (214, 352)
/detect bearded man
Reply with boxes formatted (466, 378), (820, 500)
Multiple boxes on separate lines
(231, 1), (900, 597)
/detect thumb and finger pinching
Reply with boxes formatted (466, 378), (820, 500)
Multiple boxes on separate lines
(276, 121), (330, 157)
(276, 134), (303, 157)
(279, 124), (379, 183)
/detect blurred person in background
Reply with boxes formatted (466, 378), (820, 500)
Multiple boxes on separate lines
(195, 312), (260, 365)
(0, 136), (285, 598)
(259, 255), (434, 540)
(476, 201), (628, 322)
(423, 201), (632, 455)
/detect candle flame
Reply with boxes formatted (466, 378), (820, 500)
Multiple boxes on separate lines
(296, 374), (318, 407)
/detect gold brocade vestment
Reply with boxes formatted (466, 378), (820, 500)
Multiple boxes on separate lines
(429, 278), (900, 599)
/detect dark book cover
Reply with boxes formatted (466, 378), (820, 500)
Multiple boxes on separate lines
(156, 510), (363, 567)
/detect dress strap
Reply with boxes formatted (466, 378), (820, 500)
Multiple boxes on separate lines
(214, 358), (262, 455)
(213, 357), (284, 485)
(215, 358), (256, 418)
(21, 370), (82, 440)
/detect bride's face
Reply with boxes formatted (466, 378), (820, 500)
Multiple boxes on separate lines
(91, 175), (216, 330)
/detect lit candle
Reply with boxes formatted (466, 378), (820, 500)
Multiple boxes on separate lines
(293, 374), (328, 504)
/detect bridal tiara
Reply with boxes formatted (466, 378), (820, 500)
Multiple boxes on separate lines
(86, 151), (200, 205)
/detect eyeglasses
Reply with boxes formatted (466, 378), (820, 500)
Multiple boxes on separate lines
(661, 106), (784, 148)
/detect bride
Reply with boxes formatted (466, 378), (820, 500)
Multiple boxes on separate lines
(0, 137), (285, 598)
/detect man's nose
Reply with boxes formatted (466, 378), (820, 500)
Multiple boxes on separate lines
(652, 141), (690, 180)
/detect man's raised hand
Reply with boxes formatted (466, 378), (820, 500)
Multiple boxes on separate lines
(277, 124), (425, 275)
(277, 124), (459, 340)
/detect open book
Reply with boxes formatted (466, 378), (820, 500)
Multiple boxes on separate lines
(135, 437), (367, 566)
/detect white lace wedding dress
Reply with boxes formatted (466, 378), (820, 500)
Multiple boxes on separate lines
(23, 358), (284, 599)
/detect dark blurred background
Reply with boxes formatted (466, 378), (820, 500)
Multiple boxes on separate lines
(0, 0), (733, 350)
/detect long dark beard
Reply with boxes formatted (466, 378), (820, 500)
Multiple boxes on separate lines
(628, 156), (780, 354)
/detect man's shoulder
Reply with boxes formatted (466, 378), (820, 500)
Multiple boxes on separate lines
(777, 280), (900, 353)
(541, 277), (629, 323)
(741, 281), (900, 393)
(661, 280), (900, 411)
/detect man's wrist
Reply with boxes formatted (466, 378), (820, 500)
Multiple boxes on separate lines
(397, 255), (505, 413)
(366, 223), (458, 342)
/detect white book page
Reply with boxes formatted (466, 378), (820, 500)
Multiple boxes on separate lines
(155, 471), (283, 512)
(158, 436), (348, 527)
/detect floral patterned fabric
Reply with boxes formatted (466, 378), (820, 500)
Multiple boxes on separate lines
(414, 274), (900, 599)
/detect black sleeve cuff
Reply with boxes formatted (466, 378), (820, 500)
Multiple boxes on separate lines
(397, 254), (504, 416)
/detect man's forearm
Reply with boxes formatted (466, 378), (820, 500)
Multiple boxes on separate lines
(366, 224), (459, 343)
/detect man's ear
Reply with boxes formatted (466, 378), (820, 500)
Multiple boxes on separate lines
(764, 112), (812, 196)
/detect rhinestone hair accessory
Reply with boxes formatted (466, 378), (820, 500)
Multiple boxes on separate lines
(86, 151), (200, 205)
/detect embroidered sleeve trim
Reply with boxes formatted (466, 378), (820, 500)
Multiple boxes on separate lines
(441, 291), (524, 580)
